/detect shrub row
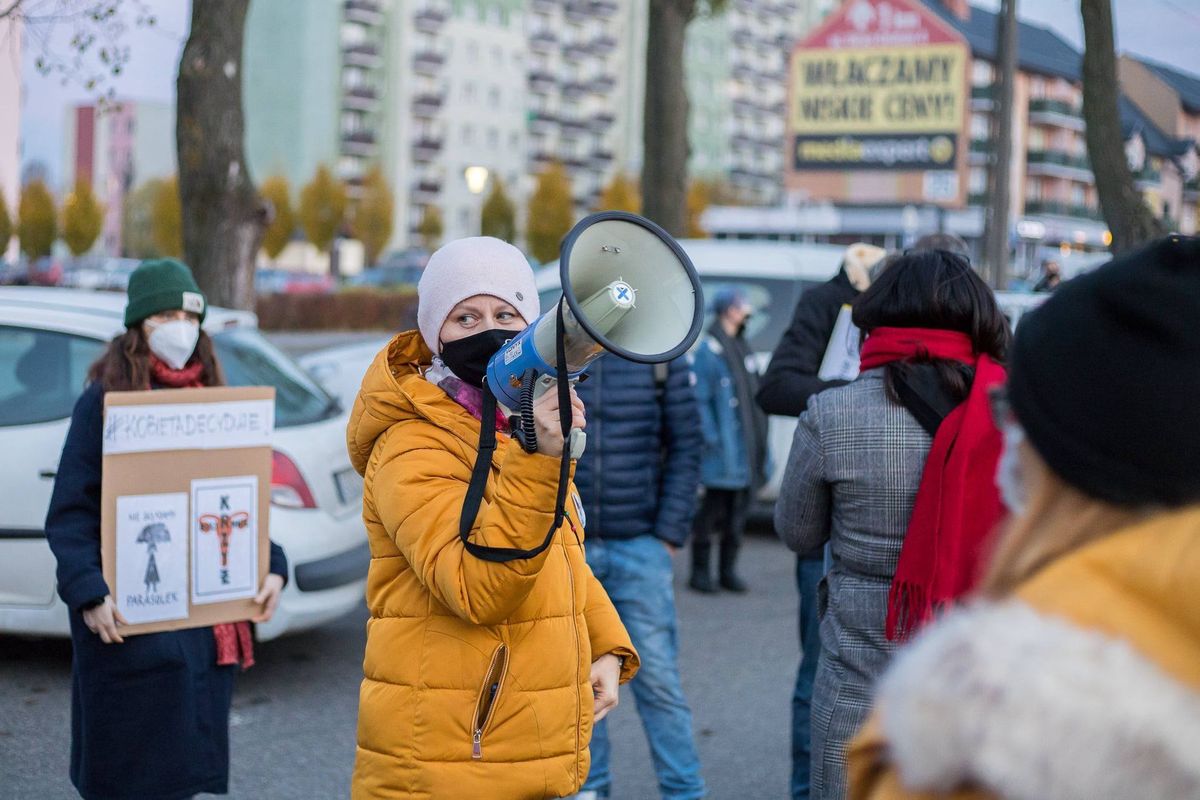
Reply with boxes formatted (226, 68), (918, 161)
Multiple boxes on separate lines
(255, 288), (418, 331)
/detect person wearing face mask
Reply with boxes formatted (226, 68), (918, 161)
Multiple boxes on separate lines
(846, 235), (1200, 800)
(345, 236), (639, 799)
(44, 258), (288, 800)
(775, 251), (1011, 800)
(689, 288), (769, 594)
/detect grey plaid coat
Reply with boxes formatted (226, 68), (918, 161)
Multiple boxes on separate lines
(775, 370), (932, 800)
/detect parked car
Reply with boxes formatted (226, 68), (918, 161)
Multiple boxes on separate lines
(347, 249), (429, 290)
(256, 268), (337, 295)
(0, 287), (368, 641)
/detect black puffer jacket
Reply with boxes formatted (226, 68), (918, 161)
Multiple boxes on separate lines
(573, 355), (702, 546)
(757, 269), (860, 417)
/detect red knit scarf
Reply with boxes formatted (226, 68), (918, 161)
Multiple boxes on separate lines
(859, 327), (1007, 641)
(149, 355), (256, 670)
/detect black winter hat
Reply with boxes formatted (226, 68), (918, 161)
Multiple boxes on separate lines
(1007, 234), (1200, 507)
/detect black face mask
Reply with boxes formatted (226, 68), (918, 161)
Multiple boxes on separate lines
(439, 328), (513, 388)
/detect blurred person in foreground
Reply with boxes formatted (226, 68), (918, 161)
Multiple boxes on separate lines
(690, 288), (768, 594)
(571, 355), (706, 799)
(848, 235), (1200, 800)
(346, 237), (638, 798)
(756, 242), (886, 800)
(775, 250), (1011, 800)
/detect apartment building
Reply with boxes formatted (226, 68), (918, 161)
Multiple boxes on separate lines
(62, 101), (176, 255)
(687, 0), (831, 204)
(0, 11), (19, 258)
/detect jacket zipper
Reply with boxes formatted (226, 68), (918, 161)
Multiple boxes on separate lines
(471, 643), (509, 760)
(562, 530), (583, 783)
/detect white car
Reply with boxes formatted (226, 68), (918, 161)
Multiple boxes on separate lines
(0, 288), (367, 641)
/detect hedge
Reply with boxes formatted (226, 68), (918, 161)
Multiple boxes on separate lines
(255, 288), (418, 331)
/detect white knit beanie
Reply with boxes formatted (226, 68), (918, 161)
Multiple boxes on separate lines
(417, 237), (542, 354)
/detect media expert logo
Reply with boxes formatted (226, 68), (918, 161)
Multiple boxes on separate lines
(794, 133), (957, 171)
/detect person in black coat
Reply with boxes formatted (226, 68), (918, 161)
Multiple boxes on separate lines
(45, 259), (288, 800)
(572, 354), (708, 799)
(756, 243), (886, 800)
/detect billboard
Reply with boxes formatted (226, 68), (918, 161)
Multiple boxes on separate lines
(788, 0), (970, 203)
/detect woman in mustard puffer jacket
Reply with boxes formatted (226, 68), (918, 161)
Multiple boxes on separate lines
(346, 237), (639, 799)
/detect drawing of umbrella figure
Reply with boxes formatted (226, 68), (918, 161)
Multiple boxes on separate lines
(198, 509), (251, 585)
(136, 523), (171, 594)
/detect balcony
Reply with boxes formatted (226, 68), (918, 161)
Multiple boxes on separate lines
(412, 136), (444, 162)
(1024, 199), (1103, 221)
(528, 69), (558, 94)
(589, 110), (616, 132)
(971, 84), (995, 110)
(1133, 166), (1162, 186)
(1184, 178), (1200, 199)
(531, 0), (556, 14)
(967, 192), (989, 206)
(345, 0), (384, 26)
(530, 29), (558, 53)
(1028, 97), (1085, 131)
(590, 0), (619, 18)
(530, 148), (557, 167)
(413, 49), (447, 76)
(343, 42), (383, 69)
(528, 108), (558, 133)
(562, 40), (591, 61)
(1026, 149), (1092, 180)
(341, 130), (378, 157)
(589, 148), (615, 166)
(411, 177), (442, 204)
(559, 114), (590, 134)
(590, 34), (617, 55)
(969, 138), (991, 164)
(412, 92), (445, 117)
(342, 85), (379, 111)
(414, 6), (448, 33)
(562, 79), (591, 100)
(590, 73), (616, 94)
(565, 0), (591, 23)
(732, 29), (755, 48)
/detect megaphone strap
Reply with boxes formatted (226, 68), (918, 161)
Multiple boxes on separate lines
(458, 302), (573, 563)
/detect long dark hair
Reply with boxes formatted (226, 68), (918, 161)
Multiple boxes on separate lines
(87, 326), (225, 392)
(852, 249), (1011, 404)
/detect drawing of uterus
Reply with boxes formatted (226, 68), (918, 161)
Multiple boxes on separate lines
(198, 500), (250, 585)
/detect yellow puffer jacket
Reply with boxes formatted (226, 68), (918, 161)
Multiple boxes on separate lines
(847, 506), (1200, 800)
(346, 331), (639, 800)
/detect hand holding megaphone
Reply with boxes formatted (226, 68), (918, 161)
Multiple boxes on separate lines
(530, 383), (586, 458)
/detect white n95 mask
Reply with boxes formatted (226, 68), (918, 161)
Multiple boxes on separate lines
(148, 319), (201, 370)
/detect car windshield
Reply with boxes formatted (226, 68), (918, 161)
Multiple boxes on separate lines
(211, 328), (339, 428)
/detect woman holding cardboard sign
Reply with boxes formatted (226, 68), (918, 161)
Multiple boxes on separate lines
(346, 237), (640, 799)
(45, 258), (288, 800)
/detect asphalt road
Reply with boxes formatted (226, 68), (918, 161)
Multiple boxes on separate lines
(0, 533), (799, 800)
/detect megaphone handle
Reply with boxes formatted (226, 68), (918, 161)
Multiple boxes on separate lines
(513, 368), (540, 454)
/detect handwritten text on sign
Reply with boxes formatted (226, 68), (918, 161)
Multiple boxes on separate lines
(103, 400), (276, 455)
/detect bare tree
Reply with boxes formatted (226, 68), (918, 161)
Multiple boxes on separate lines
(642, 0), (708, 236)
(176, 0), (265, 309)
(1080, 0), (1163, 253)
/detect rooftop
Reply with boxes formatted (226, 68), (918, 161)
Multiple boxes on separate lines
(1137, 57), (1200, 114)
(931, 3), (1082, 82)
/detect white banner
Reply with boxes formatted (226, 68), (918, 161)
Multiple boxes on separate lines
(102, 400), (275, 455)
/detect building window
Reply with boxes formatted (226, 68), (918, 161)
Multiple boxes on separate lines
(467, 41), (479, 62)
(489, 87), (501, 108)
(493, 46), (503, 66)
(487, 128), (499, 149)
(463, 125), (475, 145)
(509, 131), (520, 150)
(969, 167), (987, 193)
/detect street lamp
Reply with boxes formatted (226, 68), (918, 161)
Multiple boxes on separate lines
(464, 166), (490, 236)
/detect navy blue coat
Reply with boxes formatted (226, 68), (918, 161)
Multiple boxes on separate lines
(45, 381), (288, 800)
(572, 356), (702, 547)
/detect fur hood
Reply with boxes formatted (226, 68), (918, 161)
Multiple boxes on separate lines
(873, 600), (1200, 800)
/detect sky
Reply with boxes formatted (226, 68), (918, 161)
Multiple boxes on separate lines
(17, 0), (1200, 187)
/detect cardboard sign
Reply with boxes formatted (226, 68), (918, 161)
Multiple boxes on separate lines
(100, 386), (275, 636)
(818, 305), (863, 382)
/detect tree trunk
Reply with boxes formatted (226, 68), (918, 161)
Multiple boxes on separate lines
(642, 0), (696, 237)
(177, 0), (266, 310)
(983, 0), (1017, 289)
(1080, 0), (1163, 253)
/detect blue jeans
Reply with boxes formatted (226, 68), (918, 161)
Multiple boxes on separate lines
(583, 536), (706, 800)
(792, 554), (824, 800)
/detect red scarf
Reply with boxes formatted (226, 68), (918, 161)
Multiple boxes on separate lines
(148, 355), (256, 669)
(859, 327), (1007, 641)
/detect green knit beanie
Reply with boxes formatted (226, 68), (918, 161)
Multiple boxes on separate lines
(124, 259), (208, 328)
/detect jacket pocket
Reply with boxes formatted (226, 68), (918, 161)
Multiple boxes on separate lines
(471, 642), (510, 760)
